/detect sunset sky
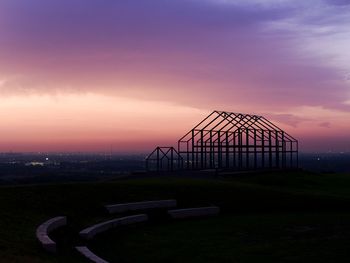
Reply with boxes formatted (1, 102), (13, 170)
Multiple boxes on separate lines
(0, 0), (350, 153)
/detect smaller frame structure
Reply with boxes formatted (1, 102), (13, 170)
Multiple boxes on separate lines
(146, 111), (298, 172)
(146, 147), (183, 171)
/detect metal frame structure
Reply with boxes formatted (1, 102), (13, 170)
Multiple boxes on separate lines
(145, 147), (183, 172)
(146, 111), (298, 171)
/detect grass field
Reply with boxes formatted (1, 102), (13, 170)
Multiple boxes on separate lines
(1, 170), (350, 262)
(92, 213), (350, 263)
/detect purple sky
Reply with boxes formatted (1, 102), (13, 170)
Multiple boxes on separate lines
(0, 0), (349, 152)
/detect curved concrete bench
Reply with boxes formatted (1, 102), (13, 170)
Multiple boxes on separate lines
(76, 246), (109, 263)
(168, 206), (220, 219)
(36, 216), (67, 253)
(79, 214), (148, 240)
(105, 199), (177, 214)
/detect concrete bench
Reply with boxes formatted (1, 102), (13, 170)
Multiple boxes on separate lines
(36, 216), (67, 253)
(76, 246), (109, 263)
(79, 214), (148, 240)
(168, 207), (220, 219)
(105, 199), (177, 214)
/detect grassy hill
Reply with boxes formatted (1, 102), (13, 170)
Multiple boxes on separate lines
(1, 170), (350, 262)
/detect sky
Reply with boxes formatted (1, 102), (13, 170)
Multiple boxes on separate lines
(0, 0), (350, 153)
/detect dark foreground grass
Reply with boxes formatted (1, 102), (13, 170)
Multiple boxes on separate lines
(91, 213), (350, 263)
(0, 170), (350, 262)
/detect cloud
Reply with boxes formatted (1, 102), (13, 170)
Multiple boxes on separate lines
(319, 122), (331, 128)
(0, 0), (349, 114)
(263, 0), (350, 73)
(326, 0), (350, 6)
(272, 105), (350, 137)
(265, 113), (310, 127)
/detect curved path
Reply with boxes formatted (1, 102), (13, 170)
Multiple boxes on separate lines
(79, 214), (148, 240)
(168, 206), (220, 219)
(105, 199), (177, 214)
(76, 246), (109, 263)
(36, 200), (220, 262)
(36, 216), (67, 253)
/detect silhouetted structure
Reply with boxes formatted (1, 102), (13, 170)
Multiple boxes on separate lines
(146, 111), (298, 171)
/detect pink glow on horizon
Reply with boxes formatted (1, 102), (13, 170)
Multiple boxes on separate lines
(0, 93), (348, 152)
(0, 94), (208, 152)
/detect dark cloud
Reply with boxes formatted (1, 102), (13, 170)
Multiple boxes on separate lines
(326, 0), (350, 6)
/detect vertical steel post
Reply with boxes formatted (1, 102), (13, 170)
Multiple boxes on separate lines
(218, 131), (221, 169)
(156, 147), (160, 172)
(281, 131), (285, 168)
(204, 141), (207, 169)
(275, 130), (279, 168)
(210, 130), (213, 169)
(239, 129), (242, 169)
(246, 128), (249, 169)
(200, 130), (204, 169)
(226, 131), (229, 168)
(290, 141), (293, 168)
(170, 148), (174, 171)
(191, 129), (195, 170)
(254, 129), (257, 169)
(233, 131), (236, 169)
(186, 142), (190, 169)
(296, 141), (299, 168)
(262, 130), (265, 169)
(269, 130), (272, 168)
